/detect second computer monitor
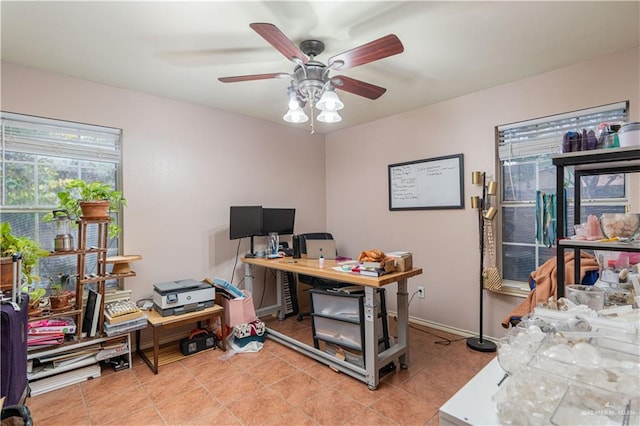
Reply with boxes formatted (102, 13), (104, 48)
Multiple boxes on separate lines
(262, 208), (295, 235)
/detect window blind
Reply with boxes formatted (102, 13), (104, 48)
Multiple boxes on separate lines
(1, 112), (121, 162)
(498, 101), (629, 161)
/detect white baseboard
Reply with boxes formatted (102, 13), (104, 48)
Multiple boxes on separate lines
(388, 310), (498, 343)
(136, 314), (498, 351)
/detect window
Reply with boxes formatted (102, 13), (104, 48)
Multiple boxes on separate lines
(1, 112), (123, 287)
(497, 102), (629, 292)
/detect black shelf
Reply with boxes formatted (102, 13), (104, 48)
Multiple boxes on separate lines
(553, 146), (640, 297)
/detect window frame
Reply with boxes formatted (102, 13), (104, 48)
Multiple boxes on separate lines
(495, 102), (630, 295)
(1, 111), (124, 288)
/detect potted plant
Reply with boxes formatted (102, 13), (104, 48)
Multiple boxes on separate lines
(47, 274), (73, 311)
(43, 179), (127, 238)
(1, 222), (50, 288)
(21, 285), (47, 318)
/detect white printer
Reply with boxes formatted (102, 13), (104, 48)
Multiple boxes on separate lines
(153, 279), (215, 316)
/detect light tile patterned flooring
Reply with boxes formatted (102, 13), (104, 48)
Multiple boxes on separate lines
(26, 316), (495, 425)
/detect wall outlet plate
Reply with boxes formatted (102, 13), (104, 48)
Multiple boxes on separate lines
(417, 286), (425, 299)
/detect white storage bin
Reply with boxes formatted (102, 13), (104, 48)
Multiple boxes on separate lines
(310, 291), (360, 320)
(312, 316), (363, 349)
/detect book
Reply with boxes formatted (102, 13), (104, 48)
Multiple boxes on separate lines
(104, 309), (143, 325)
(354, 267), (390, 277)
(90, 291), (102, 337)
(28, 318), (72, 329)
(359, 269), (386, 277)
(212, 277), (245, 299)
(28, 317), (76, 335)
(27, 333), (65, 346)
(82, 289), (102, 337)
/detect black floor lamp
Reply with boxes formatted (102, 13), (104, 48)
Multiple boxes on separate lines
(467, 171), (498, 353)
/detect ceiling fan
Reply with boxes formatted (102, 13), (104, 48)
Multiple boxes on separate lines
(219, 23), (404, 132)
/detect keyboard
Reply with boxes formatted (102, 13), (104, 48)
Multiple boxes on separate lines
(105, 300), (140, 318)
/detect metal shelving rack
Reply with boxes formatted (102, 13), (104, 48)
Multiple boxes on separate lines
(553, 146), (640, 297)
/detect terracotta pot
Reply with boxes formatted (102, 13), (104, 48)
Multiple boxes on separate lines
(28, 307), (43, 318)
(79, 200), (109, 219)
(0, 257), (15, 291)
(50, 291), (72, 310)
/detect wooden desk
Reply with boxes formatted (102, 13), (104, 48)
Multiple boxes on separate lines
(136, 305), (226, 374)
(242, 257), (422, 390)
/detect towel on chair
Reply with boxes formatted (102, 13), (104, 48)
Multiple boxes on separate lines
(501, 251), (599, 328)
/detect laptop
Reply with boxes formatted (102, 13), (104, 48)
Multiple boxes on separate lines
(305, 239), (337, 260)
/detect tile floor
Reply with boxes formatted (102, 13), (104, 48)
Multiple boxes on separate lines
(25, 316), (495, 425)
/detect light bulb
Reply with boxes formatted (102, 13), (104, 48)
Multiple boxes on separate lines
(283, 107), (308, 123)
(317, 110), (342, 123)
(288, 98), (300, 110)
(316, 90), (344, 111)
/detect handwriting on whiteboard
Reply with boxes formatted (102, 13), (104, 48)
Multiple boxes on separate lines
(388, 154), (463, 210)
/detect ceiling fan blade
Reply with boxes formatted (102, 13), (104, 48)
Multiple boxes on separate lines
(218, 73), (289, 83)
(328, 34), (404, 71)
(332, 75), (386, 100)
(249, 23), (309, 64)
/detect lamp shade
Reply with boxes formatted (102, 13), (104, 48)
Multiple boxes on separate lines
(283, 106), (309, 123)
(316, 90), (344, 111)
(487, 181), (498, 196)
(483, 206), (498, 221)
(317, 110), (342, 123)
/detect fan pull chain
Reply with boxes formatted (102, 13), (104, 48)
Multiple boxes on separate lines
(309, 98), (316, 134)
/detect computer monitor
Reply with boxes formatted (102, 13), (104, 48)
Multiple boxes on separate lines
(229, 206), (263, 240)
(261, 208), (295, 235)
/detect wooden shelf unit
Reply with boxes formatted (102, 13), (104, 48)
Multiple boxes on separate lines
(26, 218), (141, 395)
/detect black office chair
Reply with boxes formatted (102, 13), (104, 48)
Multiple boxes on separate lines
(295, 232), (347, 321)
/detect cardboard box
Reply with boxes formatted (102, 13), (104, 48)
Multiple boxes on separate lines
(388, 252), (413, 272)
(215, 290), (257, 327)
(383, 258), (396, 273)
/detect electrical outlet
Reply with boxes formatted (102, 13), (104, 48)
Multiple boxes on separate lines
(417, 286), (425, 299)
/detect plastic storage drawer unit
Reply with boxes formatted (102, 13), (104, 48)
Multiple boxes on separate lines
(312, 316), (363, 349)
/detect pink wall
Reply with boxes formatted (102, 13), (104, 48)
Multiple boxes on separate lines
(325, 47), (640, 339)
(1, 62), (326, 305)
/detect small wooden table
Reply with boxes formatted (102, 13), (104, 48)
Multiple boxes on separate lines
(136, 304), (226, 374)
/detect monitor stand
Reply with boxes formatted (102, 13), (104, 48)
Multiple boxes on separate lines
(244, 236), (256, 258)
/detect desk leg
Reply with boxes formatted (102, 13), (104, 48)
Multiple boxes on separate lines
(363, 286), (380, 390)
(152, 325), (159, 375)
(219, 309), (227, 351)
(244, 263), (254, 293)
(397, 278), (409, 369)
(276, 270), (284, 321)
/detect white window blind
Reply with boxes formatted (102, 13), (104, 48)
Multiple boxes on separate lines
(498, 101), (629, 161)
(1, 112), (121, 162)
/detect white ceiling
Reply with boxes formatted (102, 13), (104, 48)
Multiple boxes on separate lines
(2, 1), (639, 134)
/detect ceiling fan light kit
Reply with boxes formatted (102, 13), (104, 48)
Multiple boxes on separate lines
(219, 23), (404, 133)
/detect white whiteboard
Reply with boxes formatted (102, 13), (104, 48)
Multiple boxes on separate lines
(388, 154), (464, 210)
